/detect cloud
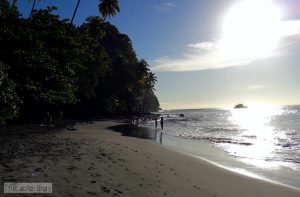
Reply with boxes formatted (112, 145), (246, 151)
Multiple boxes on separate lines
(187, 42), (216, 51)
(151, 20), (300, 72)
(152, 41), (253, 72)
(247, 85), (267, 90)
(154, 2), (175, 12)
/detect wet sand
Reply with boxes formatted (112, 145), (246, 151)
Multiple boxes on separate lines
(1, 120), (300, 197)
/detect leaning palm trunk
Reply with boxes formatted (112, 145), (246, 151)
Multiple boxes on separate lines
(12, 0), (18, 8)
(29, 0), (37, 18)
(70, 0), (81, 25)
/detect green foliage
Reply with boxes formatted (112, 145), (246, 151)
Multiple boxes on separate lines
(77, 16), (109, 99)
(142, 91), (160, 112)
(0, 1), (159, 123)
(98, 0), (120, 21)
(7, 8), (81, 108)
(29, 0), (46, 18)
(0, 63), (20, 125)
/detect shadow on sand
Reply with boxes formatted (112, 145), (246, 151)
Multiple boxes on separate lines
(107, 124), (157, 140)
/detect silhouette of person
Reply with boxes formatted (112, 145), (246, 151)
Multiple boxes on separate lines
(58, 111), (63, 120)
(155, 117), (158, 130)
(160, 116), (164, 130)
(45, 111), (52, 130)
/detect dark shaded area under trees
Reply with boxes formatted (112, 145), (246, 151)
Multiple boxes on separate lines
(0, 0), (160, 125)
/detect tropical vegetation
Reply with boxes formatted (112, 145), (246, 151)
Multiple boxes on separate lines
(0, 0), (159, 124)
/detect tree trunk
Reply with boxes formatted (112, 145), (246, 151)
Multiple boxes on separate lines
(70, 0), (81, 25)
(102, 16), (107, 23)
(12, 0), (18, 8)
(29, 0), (37, 18)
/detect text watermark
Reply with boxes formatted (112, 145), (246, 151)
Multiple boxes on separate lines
(4, 183), (52, 193)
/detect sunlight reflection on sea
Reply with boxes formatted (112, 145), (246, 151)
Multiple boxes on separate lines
(159, 105), (300, 170)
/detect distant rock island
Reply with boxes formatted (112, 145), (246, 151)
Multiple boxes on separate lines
(234, 104), (248, 109)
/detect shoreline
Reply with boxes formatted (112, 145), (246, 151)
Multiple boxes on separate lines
(173, 148), (300, 192)
(1, 120), (300, 196)
(149, 127), (300, 190)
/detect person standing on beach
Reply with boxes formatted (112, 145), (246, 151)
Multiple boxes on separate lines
(45, 111), (52, 130)
(160, 116), (164, 130)
(155, 117), (158, 130)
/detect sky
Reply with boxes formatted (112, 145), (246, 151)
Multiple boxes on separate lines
(14, 0), (300, 109)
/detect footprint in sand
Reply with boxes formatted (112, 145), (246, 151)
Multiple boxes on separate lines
(117, 183), (123, 187)
(115, 189), (123, 194)
(65, 179), (71, 183)
(101, 153), (108, 157)
(43, 174), (49, 177)
(34, 167), (43, 172)
(193, 185), (201, 190)
(88, 167), (95, 170)
(87, 191), (97, 195)
(101, 186), (111, 193)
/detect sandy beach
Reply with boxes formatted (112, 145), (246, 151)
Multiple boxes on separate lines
(1, 120), (300, 197)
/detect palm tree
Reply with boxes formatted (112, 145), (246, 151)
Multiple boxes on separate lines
(12, 0), (18, 8)
(98, 0), (120, 22)
(29, 0), (45, 18)
(70, 0), (81, 25)
(29, 0), (37, 18)
(146, 72), (157, 91)
(82, 16), (105, 39)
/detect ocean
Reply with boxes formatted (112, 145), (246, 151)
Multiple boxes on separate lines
(146, 105), (300, 188)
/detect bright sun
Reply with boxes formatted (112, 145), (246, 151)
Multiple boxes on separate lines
(218, 0), (282, 61)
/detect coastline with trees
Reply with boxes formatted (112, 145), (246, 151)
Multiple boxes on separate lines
(1, 1), (300, 197)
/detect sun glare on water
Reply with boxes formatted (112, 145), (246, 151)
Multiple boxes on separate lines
(228, 106), (286, 168)
(218, 0), (282, 61)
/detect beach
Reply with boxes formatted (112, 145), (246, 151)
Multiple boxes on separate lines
(1, 120), (300, 197)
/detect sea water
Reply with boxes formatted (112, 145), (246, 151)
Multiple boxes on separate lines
(148, 105), (300, 188)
